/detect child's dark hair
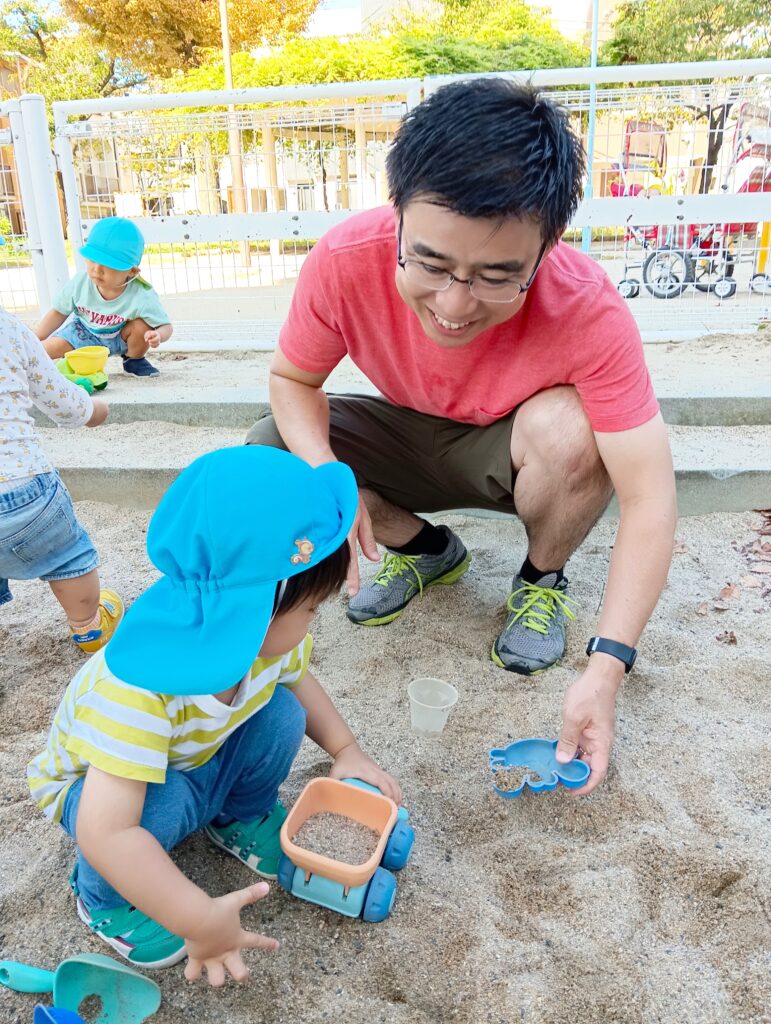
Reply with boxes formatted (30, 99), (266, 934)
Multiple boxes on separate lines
(276, 540), (351, 613)
(386, 79), (585, 244)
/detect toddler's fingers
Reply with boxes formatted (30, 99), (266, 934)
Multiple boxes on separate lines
(184, 957), (203, 983)
(242, 929), (280, 952)
(233, 881), (270, 910)
(224, 951), (250, 983)
(205, 961), (226, 988)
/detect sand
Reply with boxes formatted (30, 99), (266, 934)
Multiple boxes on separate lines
(1, 505), (770, 1023)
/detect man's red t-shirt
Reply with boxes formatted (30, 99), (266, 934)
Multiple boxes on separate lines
(279, 206), (659, 433)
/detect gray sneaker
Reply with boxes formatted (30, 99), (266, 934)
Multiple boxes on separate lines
(346, 526), (471, 626)
(491, 573), (576, 674)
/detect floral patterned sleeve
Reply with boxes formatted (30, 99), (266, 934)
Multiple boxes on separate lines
(20, 321), (93, 427)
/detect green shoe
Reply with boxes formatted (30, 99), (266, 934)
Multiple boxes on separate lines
(204, 801), (287, 879)
(71, 868), (186, 970)
(491, 574), (576, 675)
(346, 526), (471, 626)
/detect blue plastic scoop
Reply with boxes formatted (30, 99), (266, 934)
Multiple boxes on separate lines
(489, 737), (590, 798)
(0, 953), (160, 1023)
(34, 1007), (86, 1024)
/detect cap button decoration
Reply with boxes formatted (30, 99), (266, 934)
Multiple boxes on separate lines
(291, 538), (315, 565)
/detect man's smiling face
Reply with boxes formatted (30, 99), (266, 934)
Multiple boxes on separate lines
(394, 200), (547, 349)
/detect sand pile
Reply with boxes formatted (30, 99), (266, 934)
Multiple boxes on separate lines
(1, 504), (769, 1023)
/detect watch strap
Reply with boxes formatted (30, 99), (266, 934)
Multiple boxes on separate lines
(586, 636), (637, 673)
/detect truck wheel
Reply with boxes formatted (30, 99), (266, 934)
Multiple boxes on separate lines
(382, 822), (415, 871)
(362, 867), (397, 923)
(277, 853), (295, 893)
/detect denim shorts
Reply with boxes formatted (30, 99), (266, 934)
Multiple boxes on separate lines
(53, 317), (127, 357)
(0, 472), (99, 606)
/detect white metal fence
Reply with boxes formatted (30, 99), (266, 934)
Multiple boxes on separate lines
(0, 96), (68, 315)
(4, 61), (770, 342)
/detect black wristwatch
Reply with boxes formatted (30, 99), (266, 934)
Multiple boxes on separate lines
(586, 636), (637, 673)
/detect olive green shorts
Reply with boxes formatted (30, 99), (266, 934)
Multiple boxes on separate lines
(245, 394), (518, 514)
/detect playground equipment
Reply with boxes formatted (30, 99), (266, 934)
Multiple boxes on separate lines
(489, 738), (590, 799)
(0, 953), (160, 1024)
(56, 345), (109, 394)
(613, 108), (771, 300)
(278, 778), (415, 922)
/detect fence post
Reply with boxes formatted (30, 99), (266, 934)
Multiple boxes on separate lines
(7, 100), (50, 312)
(18, 94), (70, 300)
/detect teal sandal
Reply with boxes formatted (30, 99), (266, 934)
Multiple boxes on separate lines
(204, 801), (287, 879)
(70, 868), (186, 970)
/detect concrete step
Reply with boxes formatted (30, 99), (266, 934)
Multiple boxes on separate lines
(32, 341), (771, 428)
(39, 421), (771, 515)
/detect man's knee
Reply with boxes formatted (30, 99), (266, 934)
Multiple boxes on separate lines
(514, 386), (606, 482)
(244, 409), (288, 449)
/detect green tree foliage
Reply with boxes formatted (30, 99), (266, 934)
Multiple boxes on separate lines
(164, 0), (586, 92)
(63, 0), (321, 77)
(0, 1), (144, 103)
(601, 0), (770, 64)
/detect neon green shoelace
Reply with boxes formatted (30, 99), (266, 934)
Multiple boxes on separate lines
(506, 581), (576, 635)
(374, 552), (424, 594)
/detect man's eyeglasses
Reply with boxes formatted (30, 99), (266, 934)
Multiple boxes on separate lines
(396, 215), (546, 304)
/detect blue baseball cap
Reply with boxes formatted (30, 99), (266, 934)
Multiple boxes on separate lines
(80, 217), (144, 271)
(105, 447), (358, 695)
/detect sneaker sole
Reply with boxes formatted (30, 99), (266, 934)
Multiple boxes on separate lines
(76, 896), (187, 970)
(204, 825), (279, 880)
(347, 552), (472, 626)
(490, 641), (558, 675)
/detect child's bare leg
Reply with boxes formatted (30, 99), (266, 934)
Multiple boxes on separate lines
(121, 318), (152, 358)
(43, 336), (75, 359)
(49, 569), (100, 629)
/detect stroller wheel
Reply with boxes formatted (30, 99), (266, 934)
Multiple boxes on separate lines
(750, 273), (771, 295)
(617, 278), (640, 299)
(643, 247), (695, 299)
(694, 253), (735, 293)
(713, 277), (737, 300)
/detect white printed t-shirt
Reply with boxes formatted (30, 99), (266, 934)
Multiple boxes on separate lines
(0, 311), (93, 484)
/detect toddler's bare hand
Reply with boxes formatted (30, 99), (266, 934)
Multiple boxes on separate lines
(184, 882), (279, 987)
(144, 329), (161, 348)
(86, 396), (109, 427)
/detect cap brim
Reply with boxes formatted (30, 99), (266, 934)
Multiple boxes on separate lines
(79, 243), (136, 271)
(105, 575), (275, 695)
(312, 461), (359, 553)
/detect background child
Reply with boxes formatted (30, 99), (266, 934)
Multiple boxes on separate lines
(0, 309), (122, 650)
(28, 446), (400, 985)
(36, 217), (173, 378)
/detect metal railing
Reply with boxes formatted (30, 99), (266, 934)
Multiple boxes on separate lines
(12, 60), (770, 342)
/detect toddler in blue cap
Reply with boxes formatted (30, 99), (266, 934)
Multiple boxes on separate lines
(36, 217), (173, 378)
(28, 446), (400, 984)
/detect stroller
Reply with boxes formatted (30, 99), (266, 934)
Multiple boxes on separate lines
(612, 109), (771, 300)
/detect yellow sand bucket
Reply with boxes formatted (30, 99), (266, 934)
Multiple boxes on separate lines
(64, 345), (110, 375)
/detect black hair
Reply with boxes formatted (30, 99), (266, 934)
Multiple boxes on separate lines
(275, 540), (351, 614)
(386, 79), (585, 244)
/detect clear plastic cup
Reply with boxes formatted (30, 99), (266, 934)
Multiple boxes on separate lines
(407, 677), (459, 734)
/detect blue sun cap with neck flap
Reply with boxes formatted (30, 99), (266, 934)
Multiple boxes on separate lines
(105, 446), (358, 695)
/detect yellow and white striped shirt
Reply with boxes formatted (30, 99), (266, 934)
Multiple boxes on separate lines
(28, 634), (312, 822)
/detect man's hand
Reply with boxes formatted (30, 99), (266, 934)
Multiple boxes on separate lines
(556, 661), (620, 795)
(144, 329), (162, 348)
(184, 883), (279, 987)
(346, 493), (380, 597)
(329, 740), (401, 804)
